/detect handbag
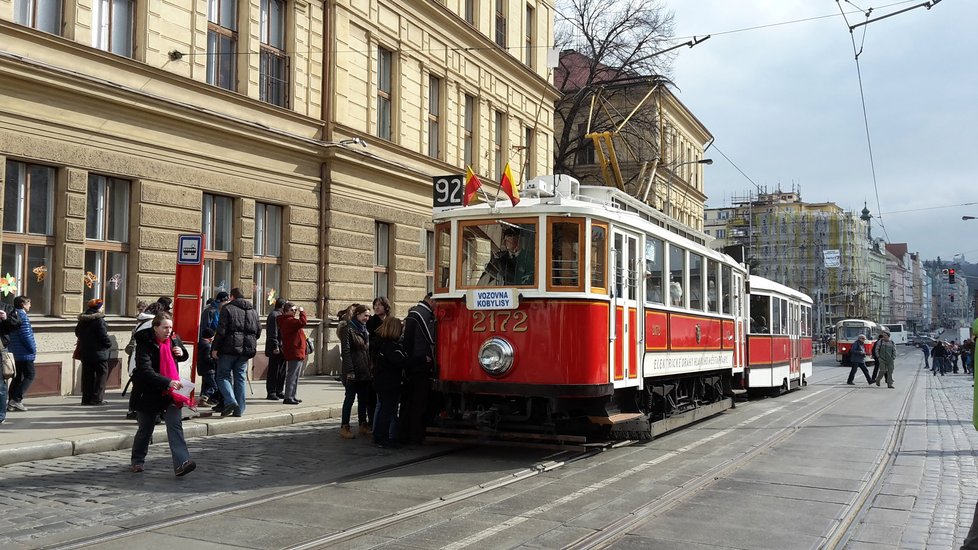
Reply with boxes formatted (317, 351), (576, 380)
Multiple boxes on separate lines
(305, 338), (314, 355)
(1, 349), (15, 380)
(72, 341), (81, 361)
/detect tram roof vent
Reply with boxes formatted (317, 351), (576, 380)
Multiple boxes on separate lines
(524, 175), (579, 199)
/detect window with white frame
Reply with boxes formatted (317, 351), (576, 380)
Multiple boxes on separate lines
(464, 94), (476, 168)
(84, 174), (130, 315)
(428, 74), (442, 159)
(207, 0), (238, 91)
(374, 222), (390, 298)
(202, 193), (234, 300)
(2, 160), (55, 314)
(494, 110), (504, 179)
(524, 125), (534, 179)
(14, 0), (62, 35)
(464, 0), (475, 25)
(253, 202), (282, 315)
(494, 0), (506, 47)
(259, 0), (288, 107)
(91, 0), (134, 56)
(524, 5), (533, 67)
(377, 46), (393, 140)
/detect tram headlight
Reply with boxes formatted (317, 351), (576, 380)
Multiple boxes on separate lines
(478, 337), (515, 377)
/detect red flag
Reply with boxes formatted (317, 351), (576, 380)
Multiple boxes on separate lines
(463, 166), (482, 206)
(500, 162), (520, 206)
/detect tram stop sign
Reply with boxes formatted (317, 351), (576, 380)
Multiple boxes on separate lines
(172, 234), (205, 391)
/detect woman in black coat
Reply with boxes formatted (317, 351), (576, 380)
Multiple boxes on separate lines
(129, 312), (195, 476)
(370, 316), (407, 448)
(75, 299), (113, 405)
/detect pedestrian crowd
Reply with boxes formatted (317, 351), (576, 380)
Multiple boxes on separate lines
(922, 337), (973, 376)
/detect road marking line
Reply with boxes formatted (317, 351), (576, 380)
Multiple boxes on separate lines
(790, 388), (829, 403)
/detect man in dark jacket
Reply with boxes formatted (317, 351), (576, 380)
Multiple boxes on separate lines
(199, 291), (228, 339)
(264, 297), (287, 401)
(75, 299), (113, 405)
(211, 287), (261, 417)
(399, 293), (436, 445)
(0, 302), (23, 424)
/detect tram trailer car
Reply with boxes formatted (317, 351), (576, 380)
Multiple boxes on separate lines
(429, 175), (811, 441)
(834, 319), (881, 365)
(745, 278), (814, 395)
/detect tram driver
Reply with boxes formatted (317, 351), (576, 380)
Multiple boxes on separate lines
(483, 227), (534, 286)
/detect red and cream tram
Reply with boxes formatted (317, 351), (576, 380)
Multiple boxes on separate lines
(834, 319), (881, 365)
(429, 175), (811, 440)
(746, 278), (814, 394)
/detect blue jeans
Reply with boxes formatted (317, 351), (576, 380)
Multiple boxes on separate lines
(0, 377), (8, 423)
(373, 388), (399, 445)
(199, 370), (218, 399)
(284, 359), (302, 401)
(933, 357), (947, 375)
(217, 355), (249, 416)
(131, 405), (191, 470)
(341, 380), (372, 426)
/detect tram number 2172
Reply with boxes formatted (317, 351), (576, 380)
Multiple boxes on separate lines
(472, 311), (529, 333)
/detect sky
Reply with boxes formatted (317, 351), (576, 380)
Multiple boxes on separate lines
(667, 0), (977, 262)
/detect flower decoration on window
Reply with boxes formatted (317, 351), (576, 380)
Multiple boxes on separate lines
(109, 273), (122, 290)
(32, 265), (47, 283)
(267, 289), (277, 305)
(0, 274), (17, 296)
(84, 271), (97, 289)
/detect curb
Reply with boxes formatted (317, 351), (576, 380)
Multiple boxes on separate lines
(0, 405), (343, 467)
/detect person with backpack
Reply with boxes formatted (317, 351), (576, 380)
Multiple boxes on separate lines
(211, 287), (261, 417)
(398, 293), (436, 445)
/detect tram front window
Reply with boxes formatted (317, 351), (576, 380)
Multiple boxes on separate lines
(461, 221), (536, 287)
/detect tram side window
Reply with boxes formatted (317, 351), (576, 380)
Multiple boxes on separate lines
(721, 265), (732, 315)
(435, 223), (450, 291)
(770, 297), (781, 335)
(688, 254), (703, 310)
(550, 220), (581, 288)
(668, 245), (686, 307)
(780, 299), (788, 335)
(461, 220), (536, 287)
(590, 223), (607, 292)
(706, 260), (719, 313)
(645, 237), (664, 304)
(750, 294), (770, 334)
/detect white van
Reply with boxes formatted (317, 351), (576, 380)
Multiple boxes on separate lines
(883, 324), (908, 345)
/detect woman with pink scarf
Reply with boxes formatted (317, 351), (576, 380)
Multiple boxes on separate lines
(129, 312), (195, 476)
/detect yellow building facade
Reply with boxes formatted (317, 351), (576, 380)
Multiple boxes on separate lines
(0, 0), (556, 395)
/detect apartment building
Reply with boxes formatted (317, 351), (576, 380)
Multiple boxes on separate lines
(0, 0), (556, 395)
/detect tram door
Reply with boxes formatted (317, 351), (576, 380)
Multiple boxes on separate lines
(611, 231), (641, 387)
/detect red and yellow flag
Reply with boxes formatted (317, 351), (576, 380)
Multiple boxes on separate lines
(463, 166), (482, 206)
(499, 162), (520, 206)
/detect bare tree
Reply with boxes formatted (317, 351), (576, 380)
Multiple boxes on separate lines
(554, 0), (676, 189)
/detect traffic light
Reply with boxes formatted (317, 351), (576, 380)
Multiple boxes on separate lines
(949, 268), (956, 284)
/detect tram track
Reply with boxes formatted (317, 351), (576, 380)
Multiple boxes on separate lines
(42, 447), (470, 550)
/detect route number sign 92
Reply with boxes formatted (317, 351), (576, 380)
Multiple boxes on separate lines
(432, 175), (464, 208)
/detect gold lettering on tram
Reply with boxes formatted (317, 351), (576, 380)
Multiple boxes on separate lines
(650, 325), (663, 336)
(473, 311), (529, 333)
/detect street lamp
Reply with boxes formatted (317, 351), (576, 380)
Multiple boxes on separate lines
(665, 158), (713, 218)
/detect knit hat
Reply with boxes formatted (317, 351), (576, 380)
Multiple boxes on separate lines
(215, 291), (229, 302)
(87, 298), (104, 310)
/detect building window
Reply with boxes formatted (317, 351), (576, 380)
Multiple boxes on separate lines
(202, 193), (234, 300)
(428, 74), (442, 159)
(92, 0), (134, 56)
(463, 94), (476, 168)
(377, 46), (393, 140)
(425, 230), (435, 294)
(374, 222), (390, 298)
(494, 0), (506, 48)
(207, 0), (238, 91)
(524, 125), (534, 179)
(259, 0), (289, 107)
(14, 0), (62, 35)
(494, 110), (504, 179)
(716, 229), (725, 238)
(84, 174), (130, 315)
(576, 124), (595, 164)
(464, 0), (475, 25)
(2, 160), (55, 314)
(524, 5), (533, 67)
(253, 202), (282, 315)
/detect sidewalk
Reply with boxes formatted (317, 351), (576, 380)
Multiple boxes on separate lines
(0, 376), (348, 467)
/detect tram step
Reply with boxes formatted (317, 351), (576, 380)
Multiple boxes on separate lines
(586, 413), (645, 426)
